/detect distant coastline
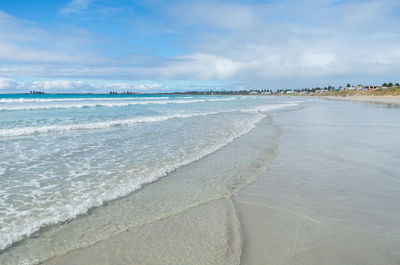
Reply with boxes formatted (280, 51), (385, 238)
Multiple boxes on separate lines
(0, 90), (271, 96)
(1, 86), (400, 97)
(303, 88), (400, 97)
(274, 85), (400, 97)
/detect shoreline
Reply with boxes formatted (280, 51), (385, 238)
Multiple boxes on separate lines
(44, 198), (242, 265)
(233, 98), (400, 265)
(4, 114), (283, 265)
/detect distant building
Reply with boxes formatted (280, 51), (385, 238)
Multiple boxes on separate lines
(340, 86), (356, 91)
(359, 85), (381, 91)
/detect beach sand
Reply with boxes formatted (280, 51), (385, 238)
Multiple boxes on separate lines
(323, 95), (400, 105)
(235, 99), (400, 265)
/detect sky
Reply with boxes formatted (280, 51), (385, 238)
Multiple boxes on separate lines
(0, 0), (400, 93)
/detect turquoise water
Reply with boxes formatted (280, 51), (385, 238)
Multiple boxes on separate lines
(0, 94), (299, 259)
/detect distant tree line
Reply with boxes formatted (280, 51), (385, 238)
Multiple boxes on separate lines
(276, 86), (336, 93)
(382, 82), (400, 87)
(109, 91), (139, 95)
(159, 89), (273, 95)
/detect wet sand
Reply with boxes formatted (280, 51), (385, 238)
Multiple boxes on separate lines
(235, 99), (400, 264)
(324, 95), (400, 105)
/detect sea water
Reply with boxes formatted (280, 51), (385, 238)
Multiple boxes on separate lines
(0, 94), (298, 264)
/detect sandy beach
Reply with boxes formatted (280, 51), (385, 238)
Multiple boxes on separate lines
(234, 100), (400, 264)
(323, 95), (400, 105)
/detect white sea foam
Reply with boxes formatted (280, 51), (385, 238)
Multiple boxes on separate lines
(241, 103), (298, 113)
(0, 112), (218, 137)
(0, 99), (208, 111)
(0, 98), (238, 111)
(286, 100), (305, 103)
(207, 98), (236, 101)
(0, 98), (237, 110)
(0, 103), (298, 138)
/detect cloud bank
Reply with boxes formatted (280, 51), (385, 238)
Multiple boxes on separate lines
(0, 78), (167, 93)
(60, 0), (94, 15)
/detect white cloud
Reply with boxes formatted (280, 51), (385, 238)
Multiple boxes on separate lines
(60, 0), (94, 15)
(161, 53), (242, 80)
(0, 78), (25, 91)
(96, 83), (164, 92)
(0, 11), (105, 65)
(0, 78), (168, 93)
(31, 80), (89, 91)
(301, 52), (336, 69)
(169, 1), (255, 30)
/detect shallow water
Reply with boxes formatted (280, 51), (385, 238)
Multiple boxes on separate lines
(44, 198), (242, 265)
(0, 94), (297, 264)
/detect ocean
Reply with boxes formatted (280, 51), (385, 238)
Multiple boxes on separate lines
(0, 94), (298, 264)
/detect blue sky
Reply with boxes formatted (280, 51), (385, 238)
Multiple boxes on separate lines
(0, 0), (400, 93)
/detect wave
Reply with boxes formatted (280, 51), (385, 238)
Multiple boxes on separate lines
(0, 99), (207, 111)
(207, 98), (236, 102)
(0, 98), (238, 111)
(0, 112), (218, 137)
(0, 103), (298, 138)
(240, 102), (298, 112)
